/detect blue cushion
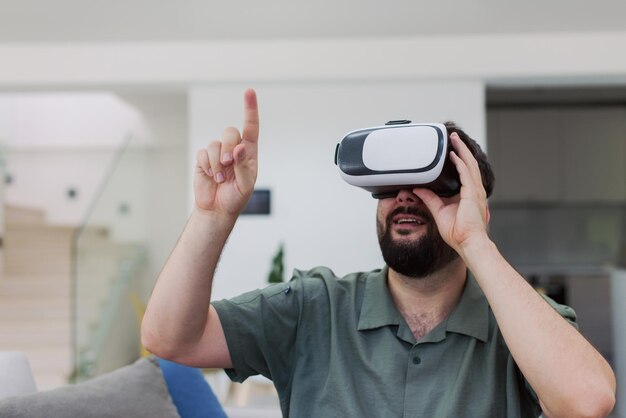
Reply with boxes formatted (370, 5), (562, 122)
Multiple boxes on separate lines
(157, 358), (227, 418)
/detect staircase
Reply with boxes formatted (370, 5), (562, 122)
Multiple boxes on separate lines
(0, 205), (74, 390)
(0, 204), (147, 389)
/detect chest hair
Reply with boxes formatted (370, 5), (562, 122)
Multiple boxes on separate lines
(402, 311), (445, 341)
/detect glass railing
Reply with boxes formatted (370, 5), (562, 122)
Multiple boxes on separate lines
(71, 136), (148, 381)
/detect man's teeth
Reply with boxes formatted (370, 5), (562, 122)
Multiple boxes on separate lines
(397, 219), (424, 225)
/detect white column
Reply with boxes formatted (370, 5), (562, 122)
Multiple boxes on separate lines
(611, 268), (626, 416)
(0, 151), (5, 275)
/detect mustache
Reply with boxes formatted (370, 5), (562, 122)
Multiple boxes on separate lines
(386, 206), (432, 225)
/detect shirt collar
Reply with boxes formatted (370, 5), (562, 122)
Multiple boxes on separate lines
(357, 267), (489, 343)
(445, 273), (489, 343)
(357, 266), (403, 330)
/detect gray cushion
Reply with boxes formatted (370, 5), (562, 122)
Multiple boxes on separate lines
(0, 357), (180, 418)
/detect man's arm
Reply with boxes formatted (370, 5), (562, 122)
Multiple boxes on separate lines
(415, 133), (616, 418)
(141, 89), (260, 368)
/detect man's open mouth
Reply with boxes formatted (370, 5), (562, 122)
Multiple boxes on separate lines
(393, 216), (426, 226)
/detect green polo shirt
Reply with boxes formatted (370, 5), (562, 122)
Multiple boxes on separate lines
(212, 266), (577, 418)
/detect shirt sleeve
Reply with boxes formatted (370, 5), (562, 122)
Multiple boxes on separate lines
(540, 294), (579, 330)
(211, 279), (304, 386)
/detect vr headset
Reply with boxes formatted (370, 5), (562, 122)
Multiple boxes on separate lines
(334, 120), (461, 199)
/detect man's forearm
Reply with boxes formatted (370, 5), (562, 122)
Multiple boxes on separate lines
(141, 208), (237, 359)
(461, 237), (616, 418)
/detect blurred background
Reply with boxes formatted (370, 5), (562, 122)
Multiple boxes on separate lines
(0, 0), (625, 416)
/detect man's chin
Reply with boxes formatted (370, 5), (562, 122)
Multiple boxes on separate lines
(392, 227), (428, 240)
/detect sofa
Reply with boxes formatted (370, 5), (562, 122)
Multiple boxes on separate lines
(0, 351), (227, 418)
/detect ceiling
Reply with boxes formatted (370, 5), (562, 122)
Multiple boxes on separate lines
(1, 0), (626, 43)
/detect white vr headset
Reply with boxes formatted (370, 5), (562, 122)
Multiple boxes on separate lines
(334, 120), (461, 199)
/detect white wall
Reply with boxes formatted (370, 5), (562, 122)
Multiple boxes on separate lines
(190, 81), (486, 300)
(0, 92), (148, 226)
(4, 148), (115, 225)
(118, 93), (189, 297)
(4, 146), (148, 239)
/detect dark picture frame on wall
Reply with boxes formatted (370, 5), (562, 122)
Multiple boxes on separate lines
(241, 189), (271, 215)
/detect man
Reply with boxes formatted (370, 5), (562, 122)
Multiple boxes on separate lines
(142, 89), (616, 417)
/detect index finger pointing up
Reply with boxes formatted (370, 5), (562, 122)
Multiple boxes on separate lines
(242, 88), (260, 143)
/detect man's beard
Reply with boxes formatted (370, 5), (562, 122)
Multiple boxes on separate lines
(377, 206), (459, 278)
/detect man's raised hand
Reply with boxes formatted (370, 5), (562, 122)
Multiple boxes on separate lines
(194, 89), (260, 216)
(412, 132), (490, 256)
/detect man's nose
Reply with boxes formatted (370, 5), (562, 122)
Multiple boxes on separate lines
(396, 189), (421, 205)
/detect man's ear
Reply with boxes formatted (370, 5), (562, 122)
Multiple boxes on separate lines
(486, 204), (491, 224)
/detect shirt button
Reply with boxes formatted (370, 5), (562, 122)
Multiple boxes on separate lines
(412, 356), (421, 365)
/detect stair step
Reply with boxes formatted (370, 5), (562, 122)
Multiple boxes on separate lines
(0, 336), (71, 349)
(0, 319), (70, 331)
(4, 247), (72, 256)
(4, 262), (72, 275)
(1, 205), (143, 391)
(0, 296), (70, 309)
(5, 220), (76, 232)
(0, 304), (70, 319)
(5, 205), (47, 224)
(0, 279), (71, 297)
(0, 273), (71, 280)
(0, 329), (72, 351)
(33, 372), (69, 391)
(2, 346), (73, 375)
(0, 325), (70, 345)
(0, 285), (70, 298)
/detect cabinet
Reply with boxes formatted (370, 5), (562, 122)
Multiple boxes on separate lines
(488, 109), (561, 202)
(488, 107), (626, 202)
(561, 107), (626, 201)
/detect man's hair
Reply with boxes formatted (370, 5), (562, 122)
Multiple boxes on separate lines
(444, 121), (495, 198)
